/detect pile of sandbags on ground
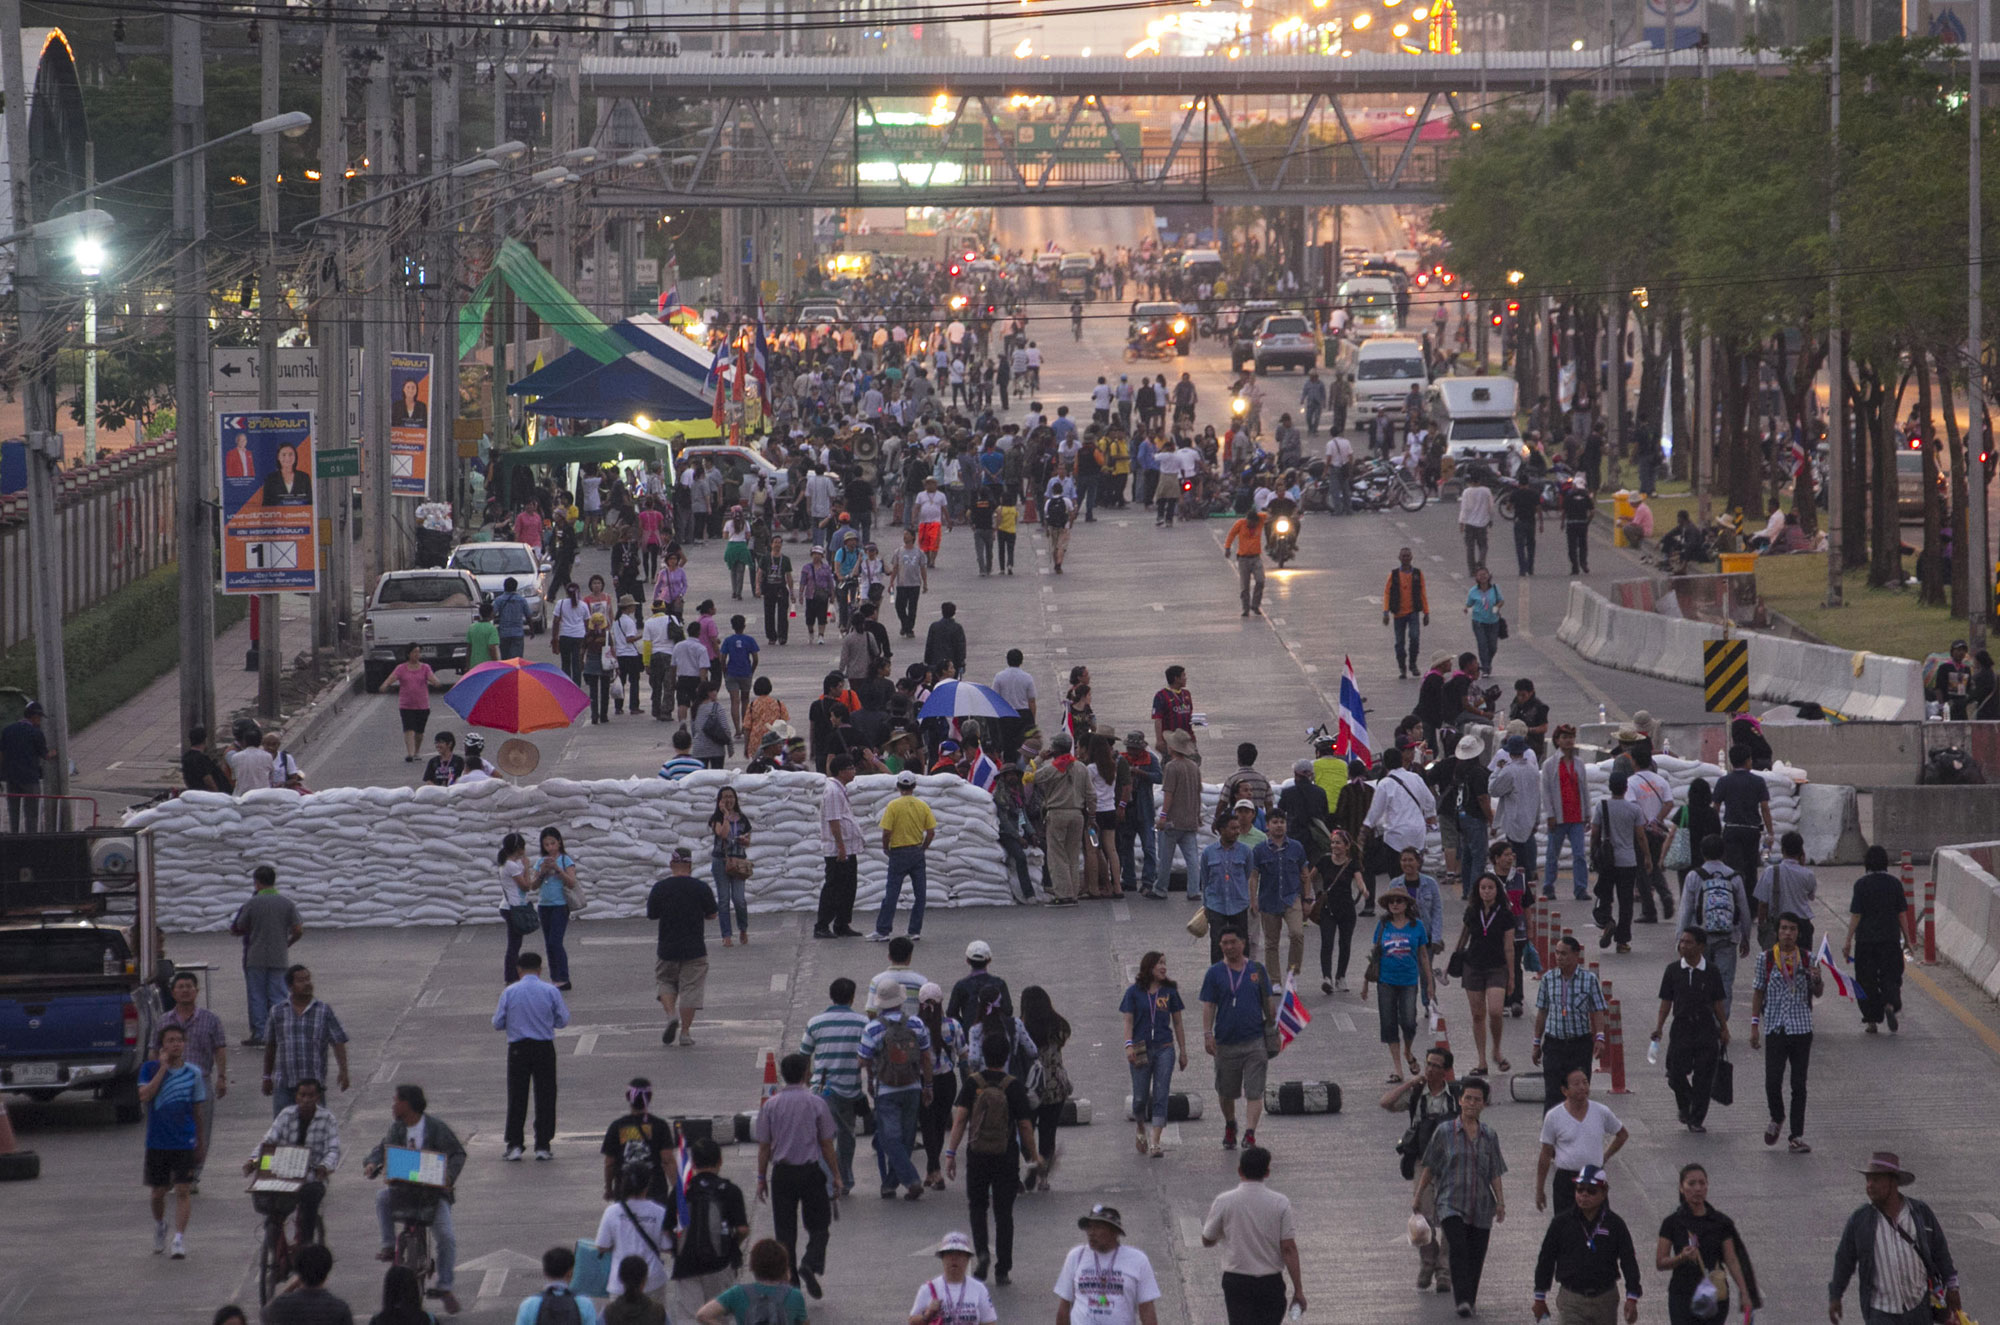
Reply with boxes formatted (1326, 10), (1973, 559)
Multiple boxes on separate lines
(124, 771), (1012, 933)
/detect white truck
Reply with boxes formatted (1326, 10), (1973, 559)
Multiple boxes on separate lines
(361, 568), (482, 691)
(1426, 376), (1524, 476)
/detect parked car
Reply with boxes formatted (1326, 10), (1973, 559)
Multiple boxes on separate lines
(675, 444), (791, 498)
(361, 568), (481, 691)
(447, 541), (548, 634)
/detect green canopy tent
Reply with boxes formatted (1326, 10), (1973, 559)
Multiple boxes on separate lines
(489, 425), (679, 498)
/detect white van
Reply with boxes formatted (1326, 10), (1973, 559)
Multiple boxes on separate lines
(1426, 376), (1523, 475)
(1337, 275), (1401, 335)
(1344, 337), (1429, 423)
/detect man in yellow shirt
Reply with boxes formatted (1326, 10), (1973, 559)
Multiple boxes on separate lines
(872, 771), (938, 942)
(1222, 509), (1267, 618)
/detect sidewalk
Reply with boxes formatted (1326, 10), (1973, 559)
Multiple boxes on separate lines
(68, 592), (318, 814)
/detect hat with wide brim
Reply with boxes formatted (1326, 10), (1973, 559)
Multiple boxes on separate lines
(1454, 733), (1485, 760)
(1077, 1204), (1125, 1235)
(1376, 883), (1415, 906)
(935, 1232), (975, 1256)
(1164, 730), (1197, 756)
(1856, 1152), (1916, 1184)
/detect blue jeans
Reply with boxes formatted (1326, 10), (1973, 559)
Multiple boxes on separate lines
(1377, 980), (1421, 1045)
(712, 859), (749, 937)
(1157, 827), (1200, 895)
(1545, 822), (1589, 898)
(1457, 815), (1489, 898)
(875, 846), (928, 936)
(1117, 818), (1158, 890)
(499, 635), (525, 660)
(1129, 1047), (1176, 1126)
(537, 904), (571, 984)
(1470, 618), (1500, 674)
(376, 1185), (457, 1290)
(244, 965), (289, 1042)
(1393, 613), (1422, 674)
(872, 1088), (922, 1191)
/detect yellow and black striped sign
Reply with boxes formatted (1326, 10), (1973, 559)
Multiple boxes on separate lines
(1704, 639), (1749, 714)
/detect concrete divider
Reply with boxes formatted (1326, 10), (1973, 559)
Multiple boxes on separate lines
(1868, 787), (2000, 857)
(1557, 584), (1925, 721)
(1931, 842), (2000, 1000)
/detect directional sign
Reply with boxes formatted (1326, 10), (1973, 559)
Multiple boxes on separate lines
(1703, 639), (1749, 715)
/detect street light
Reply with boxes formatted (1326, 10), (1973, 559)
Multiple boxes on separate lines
(75, 235), (104, 463)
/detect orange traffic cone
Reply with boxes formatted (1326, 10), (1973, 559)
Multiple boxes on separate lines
(0, 1097), (38, 1180)
(758, 1049), (779, 1104)
(1431, 1007), (1451, 1057)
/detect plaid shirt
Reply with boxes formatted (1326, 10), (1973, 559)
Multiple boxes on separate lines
(1752, 946), (1816, 1036)
(266, 998), (349, 1091)
(1421, 1118), (1508, 1227)
(255, 1104), (343, 1175)
(1536, 968), (1608, 1041)
(155, 1006), (227, 1075)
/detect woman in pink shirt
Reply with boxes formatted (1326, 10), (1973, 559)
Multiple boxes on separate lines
(637, 499), (666, 581)
(374, 644), (443, 762)
(512, 502), (544, 553)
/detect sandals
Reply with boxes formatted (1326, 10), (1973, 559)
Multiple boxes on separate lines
(1134, 1131), (1149, 1156)
(1496, 1057), (1511, 1073)
(1150, 1145), (1166, 1159)
(1407, 1054), (1421, 1076)
(1386, 1073), (1405, 1084)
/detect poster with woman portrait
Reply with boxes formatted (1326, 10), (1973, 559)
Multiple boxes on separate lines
(389, 351), (433, 498)
(218, 410), (319, 593)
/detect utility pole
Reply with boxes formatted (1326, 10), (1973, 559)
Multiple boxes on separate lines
(490, 30), (511, 463)
(363, 41), (394, 590)
(172, 12), (217, 748)
(82, 143), (98, 464)
(257, 12), (282, 721)
(1, 5), (71, 823)
(1826, 0), (1844, 606)
(431, 43), (462, 514)
(1968, 0), (1989, 648)
(316, 6), (351, 650)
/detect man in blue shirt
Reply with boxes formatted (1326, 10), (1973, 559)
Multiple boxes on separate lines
(1199, 928), (1275, 1151)
(492, 576), (532, 660)
(139, 1024), (208, 1258)
(1134, 435), (1159, 509)
(1252, 811), (1315, 978)
(514, 1245), (601, 1325)
(493, 952), (571, 1160)
(719, 614), (761, 736)
(1200, 816), (1257, 965)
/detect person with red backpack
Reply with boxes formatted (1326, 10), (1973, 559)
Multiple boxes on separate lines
(858, 975), (935, 1202)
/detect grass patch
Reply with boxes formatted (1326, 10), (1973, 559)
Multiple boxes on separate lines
(0, 565), (249, 732)
(1751, 552), (1959, 661)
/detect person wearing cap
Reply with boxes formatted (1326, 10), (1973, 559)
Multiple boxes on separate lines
(857, 974), (934, 1202)
(1832, 1151), (1959, 1325)
(1931, 638), (1974, 718)
(948, 940), (1013, 1029)
(909, 1231), (995, 1324)
(1201, 1145), (1305, 1324)
(1055, 1203), (1162, 1325)
(1531, 1162), (1641, 1324)
(646, 846), (719, 1047)
(798, 544), (838, 647)
(1034, 733), (1094, 906)
(872, 773), (938, 941)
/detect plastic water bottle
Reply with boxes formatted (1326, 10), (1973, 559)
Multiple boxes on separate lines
(1646, 1036), (1660, 1066)
(1287, 1305), (1305, 1323)
(1598, 703), (1608, 726)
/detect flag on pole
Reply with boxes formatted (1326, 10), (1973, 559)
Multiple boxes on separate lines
(1276, 973), (1313, 1050)
(705, 338), (731, 426)
(673, 1130), (694, 1234)
(1815, 935), (1858, 1001)
(967, 749), (1000, 792)
(750, 302), (771, 396)
(1334, 656), (1373, 767)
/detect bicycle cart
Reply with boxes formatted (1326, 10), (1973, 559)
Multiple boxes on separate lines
(247, 1144), (320, 1303)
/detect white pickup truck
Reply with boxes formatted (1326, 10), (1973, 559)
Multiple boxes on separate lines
(361, 568), (481, 691)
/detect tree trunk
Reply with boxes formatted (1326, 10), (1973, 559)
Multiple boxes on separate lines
(1841, 360), (1873, 571)
(1667, 309), (1690, 482)
(1935, 344), (1969, 615)
(1916, 352), (1946, 606)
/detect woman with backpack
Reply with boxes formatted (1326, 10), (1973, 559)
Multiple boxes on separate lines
(1654, 1162), (1757, 1325)
(1119, 951), (1186, 1159)
(1020, 986), (1071, 1191)
(914, 982), (965, 1192)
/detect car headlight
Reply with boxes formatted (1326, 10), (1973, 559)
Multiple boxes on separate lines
(1172, 319), (1188, 334)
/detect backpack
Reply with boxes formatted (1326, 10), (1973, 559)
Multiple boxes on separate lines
(876, 1014), (922, 1090)
(681, 1177), (734, 1270)
(535, 1288), (583, 1325)
(739, 1284), (793, 1325)
(1696, 868), (1737, 934)
(965, 1073), (1016, 1156)
(1044, 492), (1069, 527)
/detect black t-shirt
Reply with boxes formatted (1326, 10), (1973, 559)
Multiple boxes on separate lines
(1509, 697), (1551, 754)
(1460, 900), (1515, 968)
(1442, 673), (1477, 719)
(600, 1111), (675, 1205)
(1658, 1205), (1739, 1304)
(1457, 762), (1491, 821)
(968, 494), (995, 530)
(1416, 672), (1446, 726)
(948, 971), (1012, 1026)
(953, 1068), (1034, 1161)
(671, 1172), (749, 1277)
(646, 874), (718, 961)
(1657, 961), (1727, 1042)
(181, 747), (229, 793)
(1848, 872), (1909, 945)
(264, 1289), (356, 1325)
(1713, 770), (1768, 829)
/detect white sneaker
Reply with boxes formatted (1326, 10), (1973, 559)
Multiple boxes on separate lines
(678, 1031), (697, 1046)
(170, 1233), (186, 1260)
(504, 1146), (525, 1161)
(533, 1149), (553, 1161)
(154, 1220), (167, 1254)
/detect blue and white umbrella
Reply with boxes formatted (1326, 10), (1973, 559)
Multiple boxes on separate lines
(919, 680), (1018, 722)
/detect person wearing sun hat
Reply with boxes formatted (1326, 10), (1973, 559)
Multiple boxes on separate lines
(1830, 1152), (1959, 1325)
(1055, 1204), (1163, 1325)
(910, 1231), (996, 1323)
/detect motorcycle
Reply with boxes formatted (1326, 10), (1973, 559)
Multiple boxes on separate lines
(1349, 459), (1428, 513)
(1124, 324), (1181, 361)
(1266, 510), (1299, 567)
(1495, 465), (1571, 520)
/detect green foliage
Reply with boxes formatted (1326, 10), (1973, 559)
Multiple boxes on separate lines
(0, 565), (248, 733)
(54, 333), (176, 433)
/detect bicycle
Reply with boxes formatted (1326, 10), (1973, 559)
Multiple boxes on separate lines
(386, 1182), (442, 1290)
(245, 1144), (323, 1305)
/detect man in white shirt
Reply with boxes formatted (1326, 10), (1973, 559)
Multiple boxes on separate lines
(804, 467), (838, 545)
(913, 477), (951, 568)
(1323, 431), (1354, 514)
(225, 736), (276, 798)
(1362, 747), (1439, 859)
(1534, 1067), (1629, 1215)
(815, 756), (864, 939)
(1201, 1146), (1306, 1322)
(1457, 471), (1496, 575)
(641, 609), (680, 720)
(992, 650), (1039, 761)
(1055, 1204), (1162, 1325)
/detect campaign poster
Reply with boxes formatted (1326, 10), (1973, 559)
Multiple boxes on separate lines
(219, 409), (319, 594)
(390, 350), (433, 498)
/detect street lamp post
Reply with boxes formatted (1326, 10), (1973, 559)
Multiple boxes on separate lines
(76, 235), (103, 465)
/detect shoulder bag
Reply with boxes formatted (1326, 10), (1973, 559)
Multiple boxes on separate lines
(1877, 1204), (1953, 1322)
(502, 901), (540, 936)
(562, 871), (587, 914)
(1660, 806), (1693, 873)
(1364, 921), (1386, 985)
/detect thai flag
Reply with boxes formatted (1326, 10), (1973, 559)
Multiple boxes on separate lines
(705, 338), (732, 426)
(656, 284), (678, 314)
(1334, 656), (1373, 768)
(674, 1130), (694, 1234)
(750, 302), (771, 396)
(1815, 935), (1858, 1001)
(1276, 973), (1313, 1050)
(968, 750), (1000, 792)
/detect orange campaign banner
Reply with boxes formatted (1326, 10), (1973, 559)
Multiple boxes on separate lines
(390, 350), (432, 497)
(218, 409), (320, 594)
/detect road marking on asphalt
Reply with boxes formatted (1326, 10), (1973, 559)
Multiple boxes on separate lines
(1048, 624), (1064, 634)
(574, 1033), (598, 1056)
(1905, 962), (2000, 1062)
(1161, 1124), (1182, 1146)
(418, 988), (445, 1007)
(581, 936), (656, 945)
(477, 1270), (510, 1301)
(369, 1060), (399, 1085)
(1301, 663), (1318, 674)
(1332, 1013), (1357, 1034)
(1179, 1215), (1206, 1249)
(1112, 901), (1131, 923)
(770, 972), (789, 993)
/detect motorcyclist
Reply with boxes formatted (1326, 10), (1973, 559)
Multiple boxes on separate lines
(1266, 482), (1301, 557)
